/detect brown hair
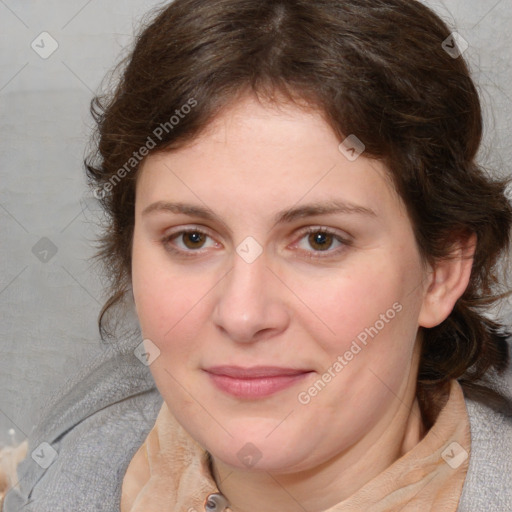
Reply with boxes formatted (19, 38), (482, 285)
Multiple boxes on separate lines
(86, 0), (512, 415)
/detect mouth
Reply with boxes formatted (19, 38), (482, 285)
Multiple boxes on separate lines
(203, 366), (314, 399)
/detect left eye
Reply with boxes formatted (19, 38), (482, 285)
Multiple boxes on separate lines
(295, 229), (348, 254)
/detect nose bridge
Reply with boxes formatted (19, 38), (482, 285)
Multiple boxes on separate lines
(212, 250), (289, 343)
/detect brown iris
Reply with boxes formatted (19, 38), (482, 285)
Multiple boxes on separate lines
(308, 232), (334, 251)
(182, 231), (206, 249)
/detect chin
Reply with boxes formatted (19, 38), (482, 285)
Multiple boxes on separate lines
(212, 446), (301, 473)
(202, 426), (307, 473)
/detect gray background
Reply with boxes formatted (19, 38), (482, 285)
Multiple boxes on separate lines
(1, 0), (512, 447)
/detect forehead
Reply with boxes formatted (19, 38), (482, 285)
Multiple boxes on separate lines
(135, 95), (404, 224)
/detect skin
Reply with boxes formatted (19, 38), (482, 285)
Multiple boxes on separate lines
(131, 94), (474, 512)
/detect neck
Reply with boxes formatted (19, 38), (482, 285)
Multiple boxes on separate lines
(212, 374), (426, 512)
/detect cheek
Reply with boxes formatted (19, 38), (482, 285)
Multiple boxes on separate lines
(131, 238), (215, 356)
(302, 255), (423, 382)
(307, 266), (404, 341)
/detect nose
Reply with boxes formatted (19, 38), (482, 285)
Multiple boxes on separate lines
(211, 250), (290, 344)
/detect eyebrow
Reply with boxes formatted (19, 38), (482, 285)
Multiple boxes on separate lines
(273, 200), (377, 224)
(141, 199), (377, 226)
(142, 201), (222, 223)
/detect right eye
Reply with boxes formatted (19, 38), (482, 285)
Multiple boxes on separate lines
(161, 227), (221, 257)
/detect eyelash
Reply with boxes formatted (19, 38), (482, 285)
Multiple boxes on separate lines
(160, 226), (351, 259)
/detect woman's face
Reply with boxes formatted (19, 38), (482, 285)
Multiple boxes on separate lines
(131, 94), (431, 474)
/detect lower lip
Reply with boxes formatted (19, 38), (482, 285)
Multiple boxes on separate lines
(206, 372), (312, 399)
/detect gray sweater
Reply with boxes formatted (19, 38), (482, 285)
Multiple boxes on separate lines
(3, 343), (512, 511)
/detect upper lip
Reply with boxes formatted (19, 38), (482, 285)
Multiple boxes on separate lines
(204, 366), (312, 378)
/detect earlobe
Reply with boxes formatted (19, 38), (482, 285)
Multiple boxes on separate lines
(418, 233), (477, 328)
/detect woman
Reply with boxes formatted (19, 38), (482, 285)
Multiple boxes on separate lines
(2, 0), (512, 510)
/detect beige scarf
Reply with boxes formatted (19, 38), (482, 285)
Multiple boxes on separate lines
(121, 379), (470, 512)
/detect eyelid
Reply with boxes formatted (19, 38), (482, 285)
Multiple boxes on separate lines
(293, 225), (352, 240)
(162, 224), (215, 239)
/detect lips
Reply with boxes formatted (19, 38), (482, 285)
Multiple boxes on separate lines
(204, 366), (313, 399)
(205, 366), (310, 378)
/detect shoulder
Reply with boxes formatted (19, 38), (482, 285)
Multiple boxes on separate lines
(458, 390), (512, 512)
(2, 343), (163, 512)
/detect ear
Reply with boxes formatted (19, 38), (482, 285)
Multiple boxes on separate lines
(418, 233), (477, 328)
